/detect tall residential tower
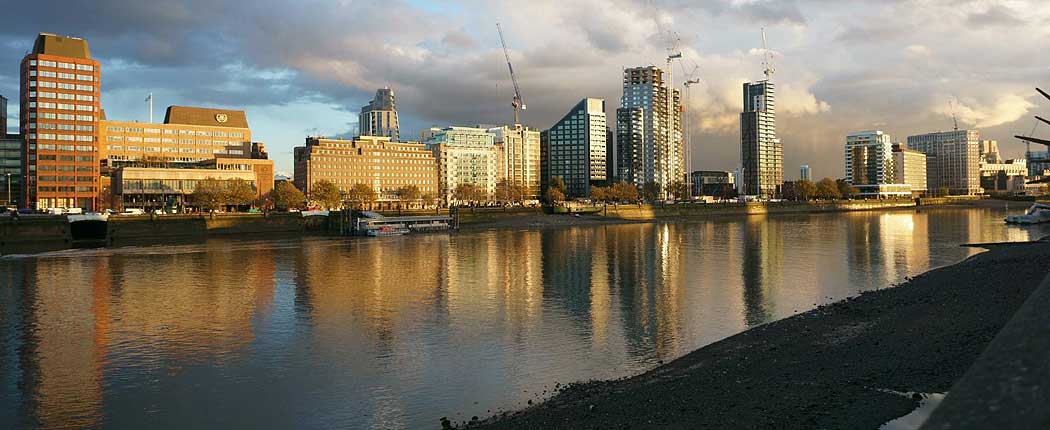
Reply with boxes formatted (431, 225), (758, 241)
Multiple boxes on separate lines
(359, 87), (399, 141)
(615, 66), (682, 194)
(740, 80), (781, 198)
(20, 33), (101, 210)
(907, 130), (982, 195)
(540, 98), (608, 197)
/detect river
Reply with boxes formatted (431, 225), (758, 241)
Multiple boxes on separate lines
(1, 207), (1047, 429)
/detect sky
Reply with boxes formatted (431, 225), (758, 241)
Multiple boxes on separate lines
(0, 0), (1048, 178)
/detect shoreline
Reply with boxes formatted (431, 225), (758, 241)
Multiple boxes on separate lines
(465, 240), (1050, 429)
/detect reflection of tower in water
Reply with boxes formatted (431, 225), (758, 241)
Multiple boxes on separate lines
(739, 217), (783, 327)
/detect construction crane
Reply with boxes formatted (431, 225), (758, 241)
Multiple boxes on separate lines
(496, 23), (525, 125)
(683, 67), (701, 199)
(948, 99), (959, 131)
(665, 32), (682, 199)
(1016, 88), (1050, 147)
(761, 27), (775, 80)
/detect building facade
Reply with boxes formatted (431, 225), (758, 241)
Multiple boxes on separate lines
(845, 130), (895, 197)
(800, 164), (810, 182)
(540, 98), (608, 198)
(99, 106), (254, 171)
(892, 144), (927, 196)
(980, 159), (1027, 194)
(422, 126), (500, 205)
(0, 95), (7, 134)
(689, 170), (735, 198)
(111, 158), (273, 210)
(906, 130), (982, 195)
(293, 136), (438, 207)
(359, 87), (399, 141)
(740, 80), (781, 198)
(1, 134), (23, 207)
(20, 33), (101, 210)
(615, 66), (683, 195)
(489, 124), (540, 197)
(980, 139), (1001, 164)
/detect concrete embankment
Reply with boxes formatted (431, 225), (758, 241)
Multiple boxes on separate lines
(470, 241), (1050, 429)
(0, 213), (328, 255)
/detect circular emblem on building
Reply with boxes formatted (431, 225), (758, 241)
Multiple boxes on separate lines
(215, 113), (228, 123)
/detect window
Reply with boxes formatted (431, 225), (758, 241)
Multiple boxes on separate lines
(75, 105), (93, 112)
(76, 84), (93, 91)
(75, 115), (93, 122)
(58, 62), (75, 69)
(57, 72), (75, 80)
(126, 137), (142, 142)
(75, 95), (93, 101)
(76, 75), (93, 81)
(75, 145), (93, 152)
(76, 64), (94, 72)
(57, 103), (74, 110)
(76, 136), (93, 142)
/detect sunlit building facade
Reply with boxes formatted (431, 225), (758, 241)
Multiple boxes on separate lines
(907, 130), (981, 195)
(616, 66), (683, 194)
(540, 98), (608, 197)
(845, 131), (910, 198)
(99, 106), (254, 171)
(893, 144), (927, 196)
(740, 80), (781, 198)
(489, 124), (540, 198)
(359, 87), (399, 141)
(422, 126), (500, 204)
(20, 33), (101, 210)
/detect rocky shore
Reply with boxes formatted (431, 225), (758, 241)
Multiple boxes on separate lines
(464, 240), (1050, 429)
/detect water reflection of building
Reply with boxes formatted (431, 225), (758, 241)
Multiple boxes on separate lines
(739, 217), (783, 327)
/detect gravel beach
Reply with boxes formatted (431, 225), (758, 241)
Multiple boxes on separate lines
(462, 240), (1050, 429)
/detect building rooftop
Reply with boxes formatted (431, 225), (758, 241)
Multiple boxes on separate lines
(32, 33), (91, 59)
(163, 106), (249, 128)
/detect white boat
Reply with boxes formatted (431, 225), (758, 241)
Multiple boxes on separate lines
(67, 213), (109, 223)
(366, 226), (409, 237)
(1005, 203), (1050, 224)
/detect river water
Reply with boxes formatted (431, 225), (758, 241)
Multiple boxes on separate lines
(1, 207), (1047, 429)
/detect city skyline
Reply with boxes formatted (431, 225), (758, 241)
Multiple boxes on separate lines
(0, 1), (1046, 177)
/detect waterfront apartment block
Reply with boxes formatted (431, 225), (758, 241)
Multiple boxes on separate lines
(892, 144), (927, 196)
(489, 125), (540, 197)
(293, 136), (438, 207)
(1, 134), (23, 207)
(99, 106), (255, 172)
(800, 164), (810, 182)
(540, 98), (608, 198)
(110, 158), (274, 209)
(906, 130), (982, 195)
(20, 33), (101, 210)
(740, 80), (781, 198)
(359, 87), (399, 141)
(616, 66), (683, 194)
(689, 170), (734, 197)
(846, 131), (910, 198)
(422, 126), (501, 204)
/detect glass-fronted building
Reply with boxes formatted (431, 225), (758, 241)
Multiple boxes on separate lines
(540, 98), (607, 197)
(423, 126), (500, 205)
(1, 134), (23, 207)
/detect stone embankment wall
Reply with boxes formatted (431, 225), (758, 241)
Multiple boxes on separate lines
(598, 200), (916, 220)
(0, 216), (71, 254)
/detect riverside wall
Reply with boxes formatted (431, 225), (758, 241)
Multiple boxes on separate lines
(600, 200), (916, 220)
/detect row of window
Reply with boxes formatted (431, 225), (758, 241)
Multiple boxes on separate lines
(29, 144), (95, 152)
(29, 70), (94, 81)
(30, 81), (94, 92)
(37, 186), (96, 193)
(29, 59), (94, 72)
(29, 91), (94, 101)
(29, 102), (96, 111)
(37, 154), (94, 162)
(29, 112), (95, 122)
(105, 145), (240, 155)
(105, 126), (244, 138)
(29, 134), (94, 142)
(36, 176), (95, 183)
(36, 165), (94, 172)
(30, 123), (94, 132)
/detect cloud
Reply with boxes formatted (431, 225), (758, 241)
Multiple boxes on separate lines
(940, 94), (1035, 129)
(967, 5), (1025, 28)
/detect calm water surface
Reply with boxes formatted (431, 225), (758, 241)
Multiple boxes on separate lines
(1, 207), (1047, 429)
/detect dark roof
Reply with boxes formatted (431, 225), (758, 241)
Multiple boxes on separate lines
(163, 106), (249, 129)
(32, 33), (91, 59)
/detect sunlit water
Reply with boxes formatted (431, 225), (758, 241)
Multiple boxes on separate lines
(1, 207), (1047, 429)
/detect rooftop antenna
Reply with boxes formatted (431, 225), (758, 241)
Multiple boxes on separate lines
(948, 99), (959, 131)
(761, 27), (775, 80)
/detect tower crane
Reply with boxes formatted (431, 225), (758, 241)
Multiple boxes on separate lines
(496, 23), (525, 125)
(683, 67), (701, 199)
(761, 27), (775, 80)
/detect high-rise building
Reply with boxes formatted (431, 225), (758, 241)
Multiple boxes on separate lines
(800, 164), (810, 182)
(845, 131), (910, 198)
(615, 66), (683, 194)
(979, 139), (1001, 164)
(423, 126), (501, 205)
(689, 170), (735, 197)
(20, 33), (101, 210)
(293, 136), (438, 208)
(893, 144), (927, 196)
(1, 95), (7, 134)
(740, 80), (781, 198)
(540, 98), (608, 197)
(359, 87), (399, 141)
(489, 124), (540, 197)
(1, 134), (23, 207)
(907, 130), (982, 195)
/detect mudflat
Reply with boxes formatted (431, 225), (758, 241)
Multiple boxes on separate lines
(466, 241), (1050, 429)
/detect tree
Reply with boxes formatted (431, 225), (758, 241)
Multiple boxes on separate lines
(494, 179), (511, 203)
(816, 178), (842, 200)
(590, 186), (608, 203)
(345, 183), (377, 209)
(836, 179), (860, 199)
(642, 182), (662, 202)
(310, 180), (342, 210)
(611, 181), (639, 203)
(396, 185), (421, 209)
(937, 186), (950, 197)
(797, 179), (817, 201)
(272, 182), (306, 210)
(546, 187), (566, 204)
(453, 183), (485, 206)
(226, 179), (257, 209)
(192, 177), (228, 212)
(667, 180), (689, 201)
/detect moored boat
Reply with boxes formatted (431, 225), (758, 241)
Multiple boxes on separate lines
(1005, 203), (1050, 224)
